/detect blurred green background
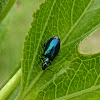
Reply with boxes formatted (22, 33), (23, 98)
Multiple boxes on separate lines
(0, 0), (44, 88)
(0, 0), (100, 88)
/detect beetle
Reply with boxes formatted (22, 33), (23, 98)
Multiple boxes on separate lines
(42, 36), (60, 70)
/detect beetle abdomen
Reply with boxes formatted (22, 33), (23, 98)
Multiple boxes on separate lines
(44, 36), (60, 60)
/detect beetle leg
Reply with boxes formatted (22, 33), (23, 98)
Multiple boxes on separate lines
(44, 38), (49, 47)
(47, 68), (57, 73)
(40, 41), (44, 53)
(41, 57), (44, 60)
(49, 61), (52, 65)
(42, 48), (44, 55)
(57, 53), (59, 56)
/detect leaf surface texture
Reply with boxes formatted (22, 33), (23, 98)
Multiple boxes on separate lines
(17, 0), (100, 99)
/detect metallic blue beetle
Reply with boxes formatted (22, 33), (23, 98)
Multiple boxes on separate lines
(42, 36), (60, 70)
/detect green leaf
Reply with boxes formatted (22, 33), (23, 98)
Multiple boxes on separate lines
(0, 0), (16, 23)
(17, 0), (100, 99)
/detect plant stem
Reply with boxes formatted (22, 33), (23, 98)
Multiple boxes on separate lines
(0, 68), (21, 100)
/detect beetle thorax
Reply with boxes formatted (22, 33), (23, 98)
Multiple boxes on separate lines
(43, 57), (50, 64)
